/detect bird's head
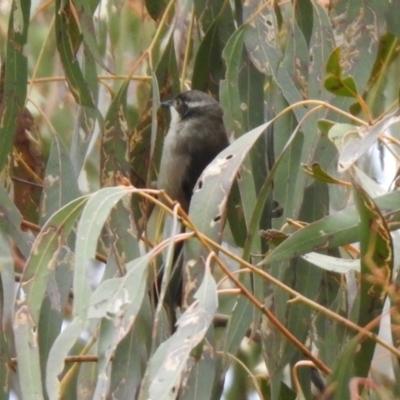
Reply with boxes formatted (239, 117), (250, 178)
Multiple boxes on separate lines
(161, 90), (222, 124)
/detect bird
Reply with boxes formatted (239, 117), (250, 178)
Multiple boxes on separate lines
(157, 90), (229, 212)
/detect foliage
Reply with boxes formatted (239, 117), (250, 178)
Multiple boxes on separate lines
(1, 0), (400, 399)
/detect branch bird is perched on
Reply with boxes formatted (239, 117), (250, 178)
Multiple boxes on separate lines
(158, 90), (229, 212)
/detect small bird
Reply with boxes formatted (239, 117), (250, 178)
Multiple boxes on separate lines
(158, 90), (229, 212)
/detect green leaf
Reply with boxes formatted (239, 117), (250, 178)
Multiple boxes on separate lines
(185, 121), (271, 304)
(259, 189), (400, 267)
(326, 75), (359, 98)
(194, 0), (230, 35)
(145, 0), (168, 21)
(220, 26), (246, 138)
(281, 10), (309, 99)
(14, 304), (45, 400)
(352, 180), (393, 378)
(301, 163), (350, 185)
(99, 81), (141, 265)
(243, 3), (307, 123)
(88, 254), (149, 320)
(14, 197), (88, 400)
(327, 122), (358, 148)
(220, 26), (259, 247)
(19, 197), (88, 323)
(327, 335), (358, 400)
(318, 119), (335, 135)
(101, 81), (131, 186)
(332, 0), (383, 97)
(142, 267), (218, 400)
(385, 1), (400, 40)
(70, 41), (102, 174)
(0, 183), (31, 258)
(193, 1), (234, 96)
(73, 186), (135, 318)
(38, 246), (74, 392)
(40, 134), (80, 224)
(55, 0), (95, 107)
(363, 33), (399, 119)
(294, 0), (313, 45)
(325, 48), (359, 98)
(150, 72), (160, 166)
(38, 134), (81, 385)
(154, 34), (180, 96)
(74, 0), (110, 72)
(46, 318), (86, 398)
(0, 231), (14, 399)
(0, 0), (30, 171)
(308, 1), (334, 101)
(179, 329), (217, 400)
(222, 297), (253, 359)
(302, 252), (360, 273)
(337, 108), (400, 172)
(109, 298), (153, 398)
(192, 19), (225, 96)
(88, 253), (152, 398)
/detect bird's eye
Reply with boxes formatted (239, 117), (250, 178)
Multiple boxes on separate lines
(175, 98), (181, 107)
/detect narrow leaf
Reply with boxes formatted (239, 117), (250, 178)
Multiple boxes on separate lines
(0, 0), (30, 171)
(259, 190), (400, 266)
(73, 186), (135, 318)
(144, 268), (218, 400)
(55, 0), (95, 107)
(352, 180), (393, 377)
(338, 108), (400, 172)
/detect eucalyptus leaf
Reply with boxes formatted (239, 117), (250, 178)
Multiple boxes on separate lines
(338, 109), (400, 172)
(302, 252), (360, 273)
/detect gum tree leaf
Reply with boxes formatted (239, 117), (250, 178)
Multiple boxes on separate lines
(185, 121), (272, 304)
(74, 0), (110, 72)
(338, 108), (400, 172)
(259, 189), (400, 267)
(0, 231), (14, 398)
(324, 49), (359, 98)
(351, 180), (393, 378)
(145, 0), (167, 21)
(100, 81), (140, 267)
(143, 267), (218, 400)
(301, 163), (350, 185)
(14, 196), (88, 400)
(73, 186), (136, 318)
(192, 1), (234, 96)
(0, 0), (30, 171)
(329, 0), (383, 96)
(90, 255), (149, 399)
(55, 0), (95, 107)
(0, 183), (31, 258)
(302, 252), (360, 273)
(41, 134), (80, 224)
(46, 318), (86, 398)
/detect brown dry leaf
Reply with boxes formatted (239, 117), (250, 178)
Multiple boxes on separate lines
(0, 63), (44, 225)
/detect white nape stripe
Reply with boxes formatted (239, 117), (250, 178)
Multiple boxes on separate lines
(185, 100), (215, 109)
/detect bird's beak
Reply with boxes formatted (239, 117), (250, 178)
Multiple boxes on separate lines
(160, 99), (173, 108)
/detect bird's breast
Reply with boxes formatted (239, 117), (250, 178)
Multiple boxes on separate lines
(157, 124), (190, 208)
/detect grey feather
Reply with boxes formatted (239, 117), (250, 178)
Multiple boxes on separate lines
(158, 90), (229, 211)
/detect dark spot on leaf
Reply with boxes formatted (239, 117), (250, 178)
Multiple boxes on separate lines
(225, 154), (233, 160)
(198, 180), (203, 189)
(213, 215), (221, 223)
(272, 200), (284, 218)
